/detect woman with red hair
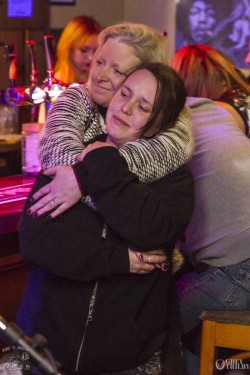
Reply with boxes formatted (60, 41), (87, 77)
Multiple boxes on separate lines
(54, 15), (101, 85)
(172, 44), (250, 136)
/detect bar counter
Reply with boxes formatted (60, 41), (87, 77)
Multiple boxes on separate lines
(0, 174), (35, 236)
(0, 174), (35, 334)
(0, 135), (22, 177)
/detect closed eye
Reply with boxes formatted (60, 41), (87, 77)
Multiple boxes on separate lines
(114, 68), (127, 76)
(139, 105), (148, 112)
(96, 59), (104, 66)
(120, 87), (131, 98)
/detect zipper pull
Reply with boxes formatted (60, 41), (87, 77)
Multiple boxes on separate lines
(101, 222), (107, 239)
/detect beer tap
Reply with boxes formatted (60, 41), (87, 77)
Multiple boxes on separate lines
(43, 35), (63, 102)
(44, 35), (56, 87)
(26, 39), (46, 121)
(4, 43), (29, 109)
(0, 42), (6, 104)
(26, 39), (38, 87)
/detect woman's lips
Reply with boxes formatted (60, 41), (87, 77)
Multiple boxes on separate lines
(112, 114), (128, 127)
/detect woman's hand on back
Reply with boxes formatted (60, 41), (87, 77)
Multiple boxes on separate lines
(27, 165), (82, 218)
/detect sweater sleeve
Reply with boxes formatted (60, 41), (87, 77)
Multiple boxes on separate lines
(119, 106), (194, 183)
(80, 147), (194, 250)
(18, 173), (130, 282)
(39, 86), (105, 170)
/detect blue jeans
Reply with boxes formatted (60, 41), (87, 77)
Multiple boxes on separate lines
(176, 259), (250, 375)
(101, 351), (162, 374)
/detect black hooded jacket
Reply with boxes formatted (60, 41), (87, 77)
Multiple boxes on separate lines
(18, 146), (194, 374)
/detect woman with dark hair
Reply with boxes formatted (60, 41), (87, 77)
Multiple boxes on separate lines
(18, 62), (194, 374)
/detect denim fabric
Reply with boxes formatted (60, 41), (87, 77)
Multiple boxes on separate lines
(176, 259), (250, 375)
(101, 352), (162, 375)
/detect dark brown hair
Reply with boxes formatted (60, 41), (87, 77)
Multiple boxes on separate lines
(130, 63), (186, 136)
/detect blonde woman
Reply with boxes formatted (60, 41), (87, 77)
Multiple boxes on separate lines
(30, 22), (194, 217)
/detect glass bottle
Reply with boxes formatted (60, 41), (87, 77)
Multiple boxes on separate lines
(21, 122), (44, 175)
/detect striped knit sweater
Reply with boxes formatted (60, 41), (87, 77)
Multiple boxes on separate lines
(39, 85), (194, 183)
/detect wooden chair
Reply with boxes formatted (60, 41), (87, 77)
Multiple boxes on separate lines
(199, 310), (250, 375)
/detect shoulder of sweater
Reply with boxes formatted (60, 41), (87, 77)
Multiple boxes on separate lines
(60, 84), (91, 102)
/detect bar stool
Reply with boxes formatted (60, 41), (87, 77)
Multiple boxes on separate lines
(199, 310), (250, 375)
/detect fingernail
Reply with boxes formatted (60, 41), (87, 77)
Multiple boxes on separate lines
(27, 209), (32, 215)
(33, 213), (38, 218)
(162, 263), (168, 271)
(136, 252), (143, 261)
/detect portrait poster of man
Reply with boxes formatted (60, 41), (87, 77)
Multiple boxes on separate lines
(175, 0), (250, 68)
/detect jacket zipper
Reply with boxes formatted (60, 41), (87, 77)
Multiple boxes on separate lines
(75, 281), (98, 372)
(75, 222), (107, 372)
(101, 222), (107, 239)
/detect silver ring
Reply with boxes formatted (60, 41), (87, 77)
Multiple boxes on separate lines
(148, 256), (152, 263)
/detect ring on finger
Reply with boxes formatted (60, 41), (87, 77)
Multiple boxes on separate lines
(148, 255), (152, 263)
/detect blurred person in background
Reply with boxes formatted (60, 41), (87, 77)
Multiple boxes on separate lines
(171, 43), (250, 375)
(54, 15), (102, 85)
(172, 44), (250, 136)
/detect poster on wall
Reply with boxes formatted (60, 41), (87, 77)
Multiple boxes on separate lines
(175, 0), (250, 68)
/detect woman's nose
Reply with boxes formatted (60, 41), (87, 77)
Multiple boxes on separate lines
(122, 101), (133, 115)
(88, 50), (96, 61)
(97, 67), (109, 81)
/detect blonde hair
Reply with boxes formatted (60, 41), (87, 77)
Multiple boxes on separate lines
(96, 22), (168, 66)
(171, 44), (250, 99)
(54, 15), (101, 84)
